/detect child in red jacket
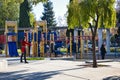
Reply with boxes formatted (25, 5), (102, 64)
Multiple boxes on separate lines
(20, 36), (31, 63)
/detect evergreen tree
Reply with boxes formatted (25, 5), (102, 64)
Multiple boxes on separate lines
(41, 0), (57, 29)
(19, 0), (47, 28)
(19, 0), (31, 28)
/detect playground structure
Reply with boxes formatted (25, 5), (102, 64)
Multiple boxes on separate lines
(5, 21), (18, 57)
(3, 20), (97, 58)
(3, 20), (119, 58)
(32, 20), (47, 57)
(4, 20), (48, 57)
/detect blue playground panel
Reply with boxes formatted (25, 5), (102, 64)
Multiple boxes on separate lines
(7, 33), (19, 57)
(53, 41), (64, 55)
(18, 32), (24, 42)
(38, 31), (41, 42)
(47, 31), (57, 41)
(8, 42), (18, 57)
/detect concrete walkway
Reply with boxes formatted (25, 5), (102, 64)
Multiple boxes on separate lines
(0, 57), (120, 80)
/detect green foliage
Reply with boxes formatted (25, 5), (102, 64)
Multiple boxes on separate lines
(19, 0), (32, 28)
(27, 57), (44, 60)
(67, 0), (81, 29)
(110, 47), (115, 52)
(31, 0), (47, 5)
(67, 0), (116, 29)
(67, 0), (116, 67)
(29, 12), (36, 27)
(117, 0), (120, 35)
(0, 0), (22, 27)
(41, 0), (57, 29)
(110, 47), (120, 52)
(19, 0), (47, 28)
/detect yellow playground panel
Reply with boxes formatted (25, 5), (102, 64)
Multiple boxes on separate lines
(32, 20), (47, 57)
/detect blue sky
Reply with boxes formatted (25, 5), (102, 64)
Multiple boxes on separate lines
(32, 0), (69, 26)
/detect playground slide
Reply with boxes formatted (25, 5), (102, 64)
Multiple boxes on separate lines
(8, 42), (18, 57)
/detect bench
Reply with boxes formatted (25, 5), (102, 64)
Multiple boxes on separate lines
(0, 59), (8, 70)
(85, 59), (114, 63)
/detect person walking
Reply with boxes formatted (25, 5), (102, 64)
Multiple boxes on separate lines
(20, 36), (31, 63)
(100, 44), (106, 59)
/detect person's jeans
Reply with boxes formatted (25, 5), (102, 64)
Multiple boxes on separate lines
(20, 50), (27, 62)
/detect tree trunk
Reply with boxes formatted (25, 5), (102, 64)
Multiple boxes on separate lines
(92, 35), (97, 68)
(89, 20), (98, 68)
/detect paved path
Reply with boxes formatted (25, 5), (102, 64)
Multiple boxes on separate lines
(0, 58), (120, 80)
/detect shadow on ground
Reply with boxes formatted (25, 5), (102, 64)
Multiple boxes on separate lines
(0, 66), (89, 80)
(103, 76), (120, 80)
(77, 63), (110, 68)
(0, 69), (60, 80)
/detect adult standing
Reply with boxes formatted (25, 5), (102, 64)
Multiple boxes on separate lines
(100, 44), (106, 59)
(20, 36), (31, 63)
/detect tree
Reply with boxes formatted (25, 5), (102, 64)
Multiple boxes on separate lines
(67, 0), (81, 29)
(67, 0), (116, 67)
(116, 0), (120, 25)
(29, 12), (36, 27)
(0, 0), (23, 27)
(19, 0), (32, 28)
(41, 0), (57, 29)
(116, 0), (120, 43)
(19, 0), (47, 28)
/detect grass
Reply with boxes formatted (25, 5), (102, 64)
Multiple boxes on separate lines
(0, 49), (21, 54)
(110, 47), (120, 52)
(27, 57), (44, 60)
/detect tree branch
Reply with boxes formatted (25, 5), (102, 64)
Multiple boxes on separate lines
(88, 23), (94, 35)
(89, 14), (96, 22)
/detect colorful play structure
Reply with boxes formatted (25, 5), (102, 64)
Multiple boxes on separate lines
(5, 21), (18, 57)
(3, 20), (66, 57)
(3, 20), (98, 58)
(1, 20), (120, 59)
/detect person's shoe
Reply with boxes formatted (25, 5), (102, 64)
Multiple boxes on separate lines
(25, 62), (28, 63)
(20, 61), (23, 63)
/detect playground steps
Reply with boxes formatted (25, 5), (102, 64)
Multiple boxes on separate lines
(0, 59), (8, 70)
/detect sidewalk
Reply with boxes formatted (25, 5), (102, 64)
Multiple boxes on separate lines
(0, 57), (120, 80)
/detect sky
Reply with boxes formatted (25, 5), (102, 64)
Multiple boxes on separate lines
(32, 0), (69, 26)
